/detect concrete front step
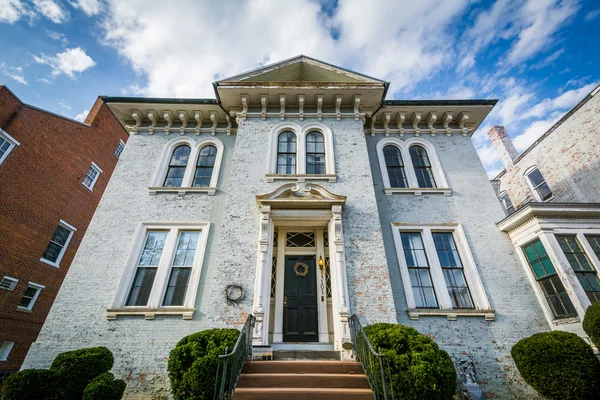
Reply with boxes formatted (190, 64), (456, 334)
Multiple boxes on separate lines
(237, 373), (370, 389)
(242, 360), (364, 374)
(233, 387), (375, 400)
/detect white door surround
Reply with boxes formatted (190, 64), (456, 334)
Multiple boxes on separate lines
(253, 183), (351, 351)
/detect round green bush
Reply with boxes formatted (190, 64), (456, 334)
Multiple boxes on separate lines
(168, 328), (240, 400)
(1, 369), (63, 400)
(82, 372), (126, 400)
(511, 331), (600, 400)
(50, 346), (114, 400)
(364, 323), (456, 400)
(583, 301), (600, 349)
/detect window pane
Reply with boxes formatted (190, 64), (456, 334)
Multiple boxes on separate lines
(193, 145), (217, 187)
(556, 235), (594, 274)
(433, 232), (474, 308)
(42, 225), (72, 262)
(277, 132), (297, 175)
(401, 232), (438, 308)
(538, 274), (577, 319)
(537, 182), (553, 200)
(163, 268), (191, 306)
(138, 231), (167, 266)
(126, 267), (157, 306)
(410, 146), (436, 188)
(306, 132), (325, 175)
(172, 231), (200, 266)
(585, 235), (600, 259)
(523, 240), (556, 280)
(0, 137), (9, 159)
(163, 145), (190, 187)
(527, 169), (545, 187)
(384, 145), (407, 188)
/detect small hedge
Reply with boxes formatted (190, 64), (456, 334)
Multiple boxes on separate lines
(50, 346), (114, 400)
(168, 328), (240, 400)
(1, 369), (63, 400)
(583, 301), (600, 348)
(511, 331), (600, 400)
(82, 372), (127, 400)
(364, 323), (456, 400)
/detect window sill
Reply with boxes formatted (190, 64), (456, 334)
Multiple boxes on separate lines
(148, 187), (217, 196)
(552, 316), (580, 326)
(40, 258), (60, 268)
(407, 308), (495, 321)
(16, 307), (33, 313)
(384, 187), (452, 196)
(265, 174), (337, 183)
(106, 307), (195, 320)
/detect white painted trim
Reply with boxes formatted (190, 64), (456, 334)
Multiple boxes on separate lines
(376, 137), (449, 193)
(82, 162), (103, 191)
(267, 121), (336, 177)
(108, 221), (210, 319)
(151, 137), (224, 192)
(0, 127), (20, 166)
(40, 219), (76, 268)
(391, 222), (491, 314)
(17, 282), (45, 311)
(0, 276), (18, 291)
(115, 139), (126, 158)
(0, 340), (15, 361)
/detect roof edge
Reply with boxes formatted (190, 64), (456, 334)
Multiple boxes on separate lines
(101, 96), (217, 105)
(383, 99), (498, 106)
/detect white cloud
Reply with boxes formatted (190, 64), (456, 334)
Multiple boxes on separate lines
(0, 0), (34, 23)
(513, 119), (556, 151)
(0, 62), (27, 84)
(585, 9), (600, 21)
(530, 48), (564, 69)
(99, 0), (471, 97)
(34, 47), (96, 78)
(523, 82), (598, 119)
(58, 100), (72, 110)
(46, 29), (68, 44)
(33, 0), (70, 23)
(495, 92), (535, 127)
(506, 0), (579, 65)
(74, 109), (89, 122)
(68, 0), (102, 16)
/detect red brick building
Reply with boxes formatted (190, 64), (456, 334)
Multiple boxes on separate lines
(0, 86), (128, 375)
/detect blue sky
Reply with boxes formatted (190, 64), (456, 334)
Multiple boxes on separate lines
(0, 0), (599, 176)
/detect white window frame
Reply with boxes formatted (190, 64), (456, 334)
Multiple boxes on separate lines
(0, 341), (15, 361)
(391, 222), (492, 320)
(150, 137), (224, 195)
(107, 221), (210, 320)
(82, 162), (103, 191)
(17, 282), (44, 311)
(0, 276), (19, 291)
(115, 139), (126, 158)
(40, 219), (77, 268)
(524, 166), (553, 202)
(376, 137), (450, 196)
(265, 121), (337, 183)
(499, 191), (515, 214)
(0, 127), (20, 166)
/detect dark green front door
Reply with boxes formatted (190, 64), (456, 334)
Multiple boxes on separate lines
(283, 256), (318, 342)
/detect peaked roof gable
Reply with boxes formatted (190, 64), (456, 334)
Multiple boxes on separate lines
(217, 55), (386, 85)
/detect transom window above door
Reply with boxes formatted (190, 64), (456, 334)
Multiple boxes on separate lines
(266, 122), (337, 182)
(376, 137), (450, 195)
(150, 137), (224, 195)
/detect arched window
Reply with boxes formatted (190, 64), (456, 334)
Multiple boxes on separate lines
(164, 145), (191, 187)
(306, 131), (325, 174)
(409, 145), (436, 188)
(277, 131), (297, 174)
(383, 145), (407, 188)
(193, 145), (217, 187)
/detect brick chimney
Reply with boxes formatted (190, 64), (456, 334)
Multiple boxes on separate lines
(488, 126), (518, 169)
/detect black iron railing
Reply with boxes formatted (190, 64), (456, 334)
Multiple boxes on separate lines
(349, 314), (395, 400)
(213, 314), (255, 400)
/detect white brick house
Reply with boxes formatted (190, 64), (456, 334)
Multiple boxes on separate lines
(23, 56), (550, 399)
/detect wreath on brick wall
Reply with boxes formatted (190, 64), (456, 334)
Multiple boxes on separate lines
(225, 284), (244, 306)
(293, 262), (309, 278)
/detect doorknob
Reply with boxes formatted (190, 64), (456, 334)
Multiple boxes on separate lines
(284, 296), (287, 307)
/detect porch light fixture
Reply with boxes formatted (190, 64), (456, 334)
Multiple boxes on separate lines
(318, 256), (325, 270)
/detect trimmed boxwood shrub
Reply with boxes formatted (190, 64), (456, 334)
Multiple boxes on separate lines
(168, 328), (240, 400)
(82, 372), (126, 400)
(511, 331), (600, 400)
(50, 346), (114, 400)
(583, 301), (600, 348)
(1, 369), (63, 400)
(364, 323), (456, 400)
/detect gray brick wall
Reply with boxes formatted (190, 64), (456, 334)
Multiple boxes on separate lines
(366, 133), (548, 398)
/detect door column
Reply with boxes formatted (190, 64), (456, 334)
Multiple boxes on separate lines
(253, 205), (272, 345)
(331, 205), (351, 349)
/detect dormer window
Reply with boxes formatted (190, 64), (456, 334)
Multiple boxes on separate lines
(277, 131), (297, 174)
(164, 145), (191, 187)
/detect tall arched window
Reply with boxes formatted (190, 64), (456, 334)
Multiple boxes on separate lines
(383, 145), (407, 188)
(306, 131), (325, 174)
(410, 145), (436, 188)
(193, 145), (217, 187)
(277, 131), (297, 174)
(164, 145), (191, 187)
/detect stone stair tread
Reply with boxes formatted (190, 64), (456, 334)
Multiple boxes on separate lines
(243, 360), (364, 374)
(233, 387), (375, 399)
(235, 388), (373, 392)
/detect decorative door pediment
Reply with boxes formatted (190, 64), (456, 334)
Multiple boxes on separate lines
(256, 183), (346, 209)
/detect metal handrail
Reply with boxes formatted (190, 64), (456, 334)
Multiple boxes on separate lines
(213, 314), (255, 400)
(349, 314), (395, 400)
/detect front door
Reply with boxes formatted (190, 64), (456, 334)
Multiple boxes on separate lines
(283, 256), (318, 342)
